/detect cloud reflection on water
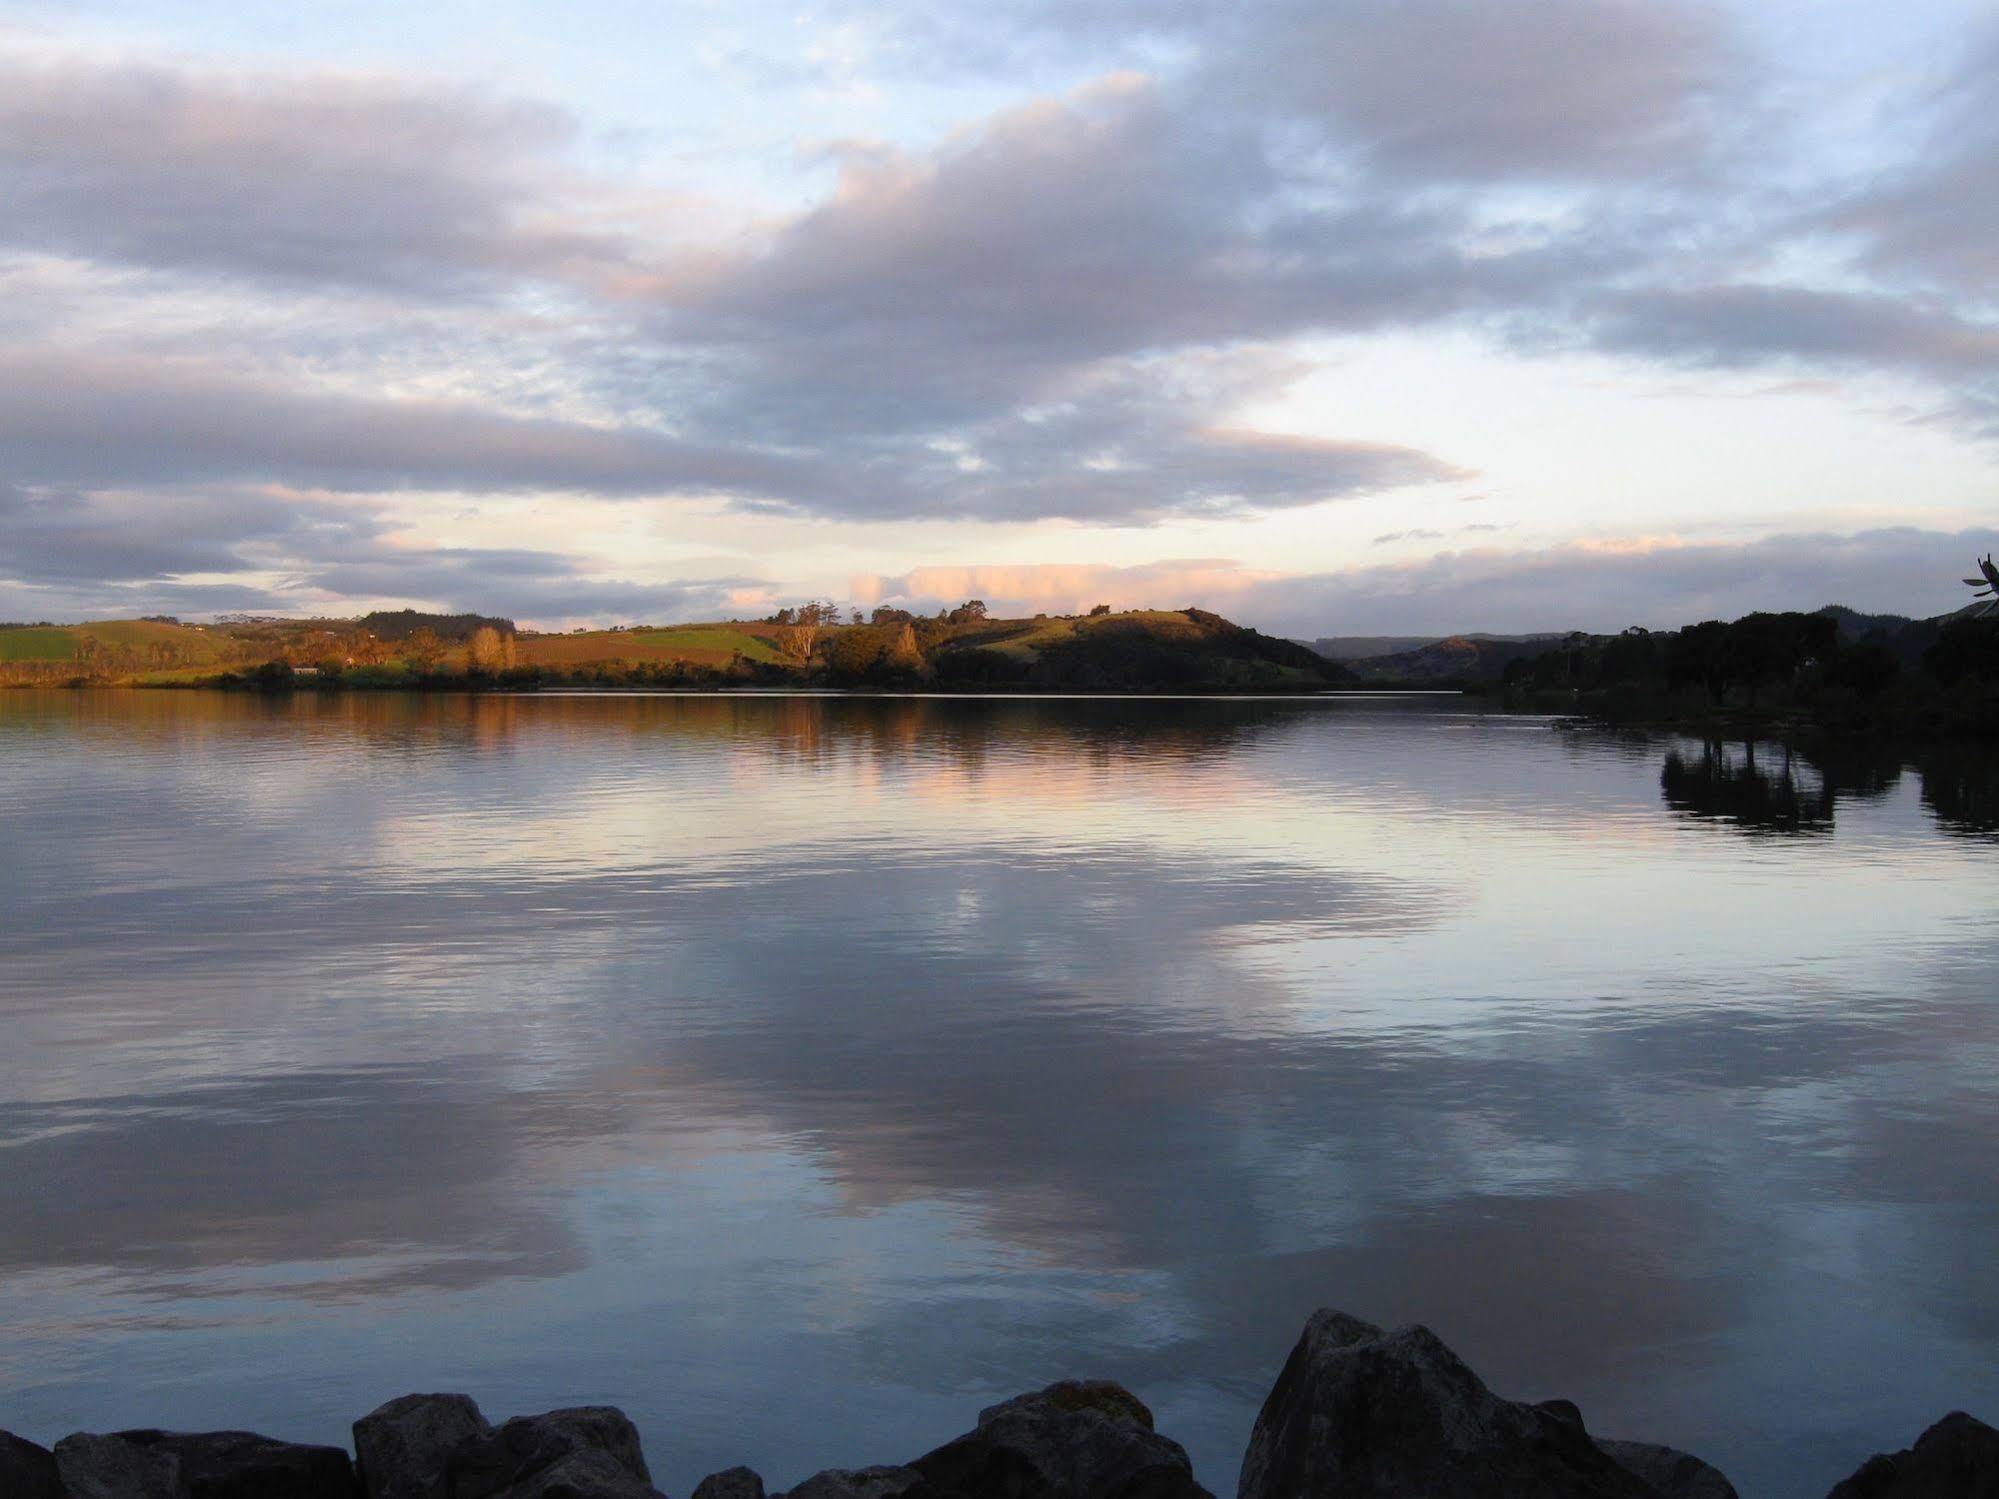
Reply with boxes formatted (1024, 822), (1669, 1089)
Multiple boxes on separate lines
(0, 693), (1995, 1499)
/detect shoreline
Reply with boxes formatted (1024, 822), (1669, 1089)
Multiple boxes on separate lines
(5, 1311), (1989, 1499)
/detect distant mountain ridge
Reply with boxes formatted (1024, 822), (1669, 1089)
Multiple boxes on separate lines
(1306, 607), (1970, 684)
(1303, 631), (1566, 662)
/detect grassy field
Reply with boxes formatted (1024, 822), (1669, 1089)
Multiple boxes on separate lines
(0, 619), (240, 665)
(946, 610), (1216, 661)
(0, 627), (78, 662)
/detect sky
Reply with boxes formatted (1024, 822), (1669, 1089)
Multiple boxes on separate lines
(1, 0), (1996, 636)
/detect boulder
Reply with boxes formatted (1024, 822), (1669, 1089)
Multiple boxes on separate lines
(356, 1396), (494, 1499)
(480, 1449), (660, 1499)
(0, 1430), (65, 1499)
(782, 1466), (933, 1499)
(448, 1409), (656, 1499)
(692, 1467), (767, 1499)
(1826, 1411), (1999, 1499)
(976, 1384), (1157, 1433)
(1236, 1310), (1680, 1499)
(1536, 1402), (1738, 1499)
(1597, 1440), (1738, 1499)
(74, 1429), (358, 1499)
(54, 1432), (185, 1499)
(912, 1379), (1210, 1499)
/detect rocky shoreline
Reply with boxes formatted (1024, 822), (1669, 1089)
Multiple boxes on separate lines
(4, 1310), (1993, 1499)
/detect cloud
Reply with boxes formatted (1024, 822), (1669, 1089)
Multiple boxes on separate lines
(853, 526), (1999, 636)
(0, 480), (374, 585)
(642, 71), (1623, 449)
(1204, 0), (1738, 180)
(2, 8), (1996, 608)
(0, 478), (766, 626)
(1591, 285), (1999, 379)
(853, 558), (1288, 614)
(1821, 24), (1999, 297)
(0, 42), (619, 294)
(0, 349), (817, 500)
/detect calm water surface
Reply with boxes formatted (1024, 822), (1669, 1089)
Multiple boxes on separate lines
(2, 691), (1996, 1499)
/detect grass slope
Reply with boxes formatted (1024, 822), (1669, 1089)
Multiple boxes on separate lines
(0, 619), (238, 665)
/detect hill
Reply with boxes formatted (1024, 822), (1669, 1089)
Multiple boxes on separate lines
(1335, 633), (1568, 684)
(0, 618), (249, 683)
(0, 608), (1352, 693)
(1306, 631), (1565, 665)
(923, 608), (1344, 690)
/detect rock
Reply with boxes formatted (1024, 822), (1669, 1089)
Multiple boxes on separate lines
(1237, 1309), (1670, 1499)
(1597, 1440), (1738, 1499)
(912, 1379), (1210, 1499)
(55, 1432), (186, 1499)
(1826, 1411), (1999, 1499)
(782, 1466), (933, 1499)
(61, 1429), (360, 1499)
(449, 1409), (656, 1499)
(482, 1449), (660, 1499)
(976, 1383), (1157, 1433)
(692, 1466), (767, 1499)
(0, 1430), (65, 1499)
(355, 1395), (494, 1499)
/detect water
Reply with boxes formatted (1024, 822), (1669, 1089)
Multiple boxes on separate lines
(1, 691), (1995, 1499)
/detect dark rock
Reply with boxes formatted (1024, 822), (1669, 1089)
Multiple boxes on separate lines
(55, 1432), (185, 1499)
(1237, 1309), (1668, 1499)
(99, 1430), (358, 1499)
(782, 1466), (933, 1499)
(1826, 1411), (1999, 1499)
(692, 1466), (767, 1499)
(482, 1449), (660, 1499)
(977, 1383), (1156, 1433)
(0, 1431), (65, 1499)
(1597, 1440), (1738, 1499)
(913, 1379), (1209, 1499)
(355, 1395), (493, 1499)
(449, 1409), (655, 1499)
(1538, 1401), (1586, 1430)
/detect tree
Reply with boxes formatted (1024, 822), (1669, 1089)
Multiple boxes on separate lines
(871, 606), (914, 625)
(1089, 603), (1112, 616)
(468, 626), (516, 673)
(946, 599), (988, 624)
(403, 628), (448, 673)
(1726, 612), (1836, 706)
(1666, 620), (1732, 705)
(774, 623), (819, 665)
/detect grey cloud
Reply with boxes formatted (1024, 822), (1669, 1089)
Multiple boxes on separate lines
(1205, 0), (1737, 180)
(0, 475), (762, 623)
(829, 0), (1737, 181)
(647, 75), (1622, 450)
(1232, 525), (1999, 636)
(0, 349), (815, 500)
(1822, 26), (1999, 296)
(1, 2), (1993, 579)
(1592, 285), (1999, 377)
(0, 341), (1462, 527)
(0, 46), (614, 294)
(0, 480), (380, 585)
